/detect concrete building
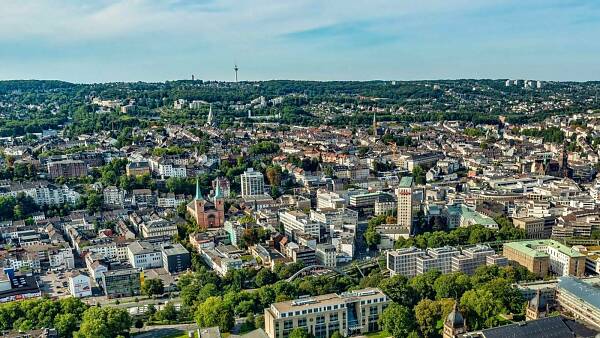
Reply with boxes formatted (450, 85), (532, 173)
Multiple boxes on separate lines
(503, 240), (586, 278)
(396, 177), (414, 231)
(161, 243), (191, 274)
(387, 244), (502, 277)
(279, 210), (320, 238)
(556, 276), (600, 329)
(68, 271), (92, 298)
(127, 241), (163, 270)
(47, 160), (88, 179)
(315, 244), (337, 267)
(264, 288), (389, 338)
(513, 217), (546, 239)
(101, 268), (141, 298)
(241, 168), (265, 197)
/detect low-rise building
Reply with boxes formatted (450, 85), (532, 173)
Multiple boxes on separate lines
(101, 268), (141, 298)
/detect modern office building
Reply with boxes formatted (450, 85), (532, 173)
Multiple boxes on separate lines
(161, 243), (191, 274)
(279, 210), (321, 238)
(387, 244), (502, 277)
(127, 241), (163, 270)
(101, 268), (141, 298)
(241, 168), (265, 197)
(264, 288), (389, 338)
(502, 240), (585, 277)
(555, 276), (600, 329)
(396, 177), (414, 230)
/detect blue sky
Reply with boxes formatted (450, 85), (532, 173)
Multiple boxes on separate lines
(0, 0), (599, 83)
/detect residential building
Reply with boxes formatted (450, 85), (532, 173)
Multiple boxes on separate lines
(387, 244), (501, 277)
(126, 161), (150, 176)
(513, 217), (546, 239)
(47, 160), (88, 179)
(68, 271), (92, 298)
(315, 244), (337, 267)
(279, 210), (321, 238)
(241, 168), (265, 197)
(396, 177), (414, 231)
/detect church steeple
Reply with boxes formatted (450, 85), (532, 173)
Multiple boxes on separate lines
(214, 181), (223, 200)
(372, 111), (377, 135)
(195, 177), (204, 200)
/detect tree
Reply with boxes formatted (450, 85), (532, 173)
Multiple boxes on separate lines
(378, 275), (416, 307)
(141, 278), (164, 296)
(85, 191), (102, 213)
(265, 166), (282, 187)
(364, 226), (381, 249)
(414, 298), (454, 338)
(195, 296), (234, 332)
(460, 289), (502, 330)
(330, 331), (343, 338)
(134, 319), (144, 332)
(255, 268), (277, 287)
(54, 313), (78, 338)
(379, 303), (415, 338)
(154, 302), (177, 322)
(409, 270), (440, 300)
(289, 328), (312, 338)
(433, 273), (471, 300)
(75, 306), (132, 338)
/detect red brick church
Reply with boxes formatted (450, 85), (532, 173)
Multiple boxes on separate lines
(187, 178), (225, 229)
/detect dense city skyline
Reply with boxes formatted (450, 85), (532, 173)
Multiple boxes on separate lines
(1, 0), (600, 82)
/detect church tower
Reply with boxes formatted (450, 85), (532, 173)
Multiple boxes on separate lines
(526, 289), (549, 321)
(443, 302), (466, 338)
(372, 111), (378, 136)
(186, 177), (225, 229)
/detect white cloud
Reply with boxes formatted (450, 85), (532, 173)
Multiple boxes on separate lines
(0, 0), (505, 44)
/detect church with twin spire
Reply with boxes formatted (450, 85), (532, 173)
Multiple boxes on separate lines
(186, 177), (225, 229)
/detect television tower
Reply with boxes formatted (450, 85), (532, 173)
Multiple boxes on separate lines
(234, 64), (239, 82)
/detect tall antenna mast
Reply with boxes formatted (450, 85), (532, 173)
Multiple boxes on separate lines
(234, 64), (239, 82)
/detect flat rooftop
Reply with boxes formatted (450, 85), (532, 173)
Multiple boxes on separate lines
(270, 288), (386, 314)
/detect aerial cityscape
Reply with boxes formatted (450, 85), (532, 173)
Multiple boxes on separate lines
(2, 1), (600, 338)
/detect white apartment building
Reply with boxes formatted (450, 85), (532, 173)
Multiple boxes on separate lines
(279, 210), (321, 238)
(127, 241), (163, 270)
(68, 272), (92, 298)
(316, 244), (337, 267)
(103, 186), (125, 206)
(241, 168), (265, 197)
(49, 247), (75, 270)
(0, 181), (81, 206)
(316, 190), (346, 210)
(310, 208), (358, 232)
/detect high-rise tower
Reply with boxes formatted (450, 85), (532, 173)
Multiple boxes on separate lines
(234, 64), (239, 82)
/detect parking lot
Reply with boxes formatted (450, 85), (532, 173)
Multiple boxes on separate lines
(39, 270), (70, 298)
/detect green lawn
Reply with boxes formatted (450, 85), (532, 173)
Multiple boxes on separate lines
(364, 331), (391, 338)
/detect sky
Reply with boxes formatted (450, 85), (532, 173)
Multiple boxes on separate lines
(0, 0), (599, 83)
